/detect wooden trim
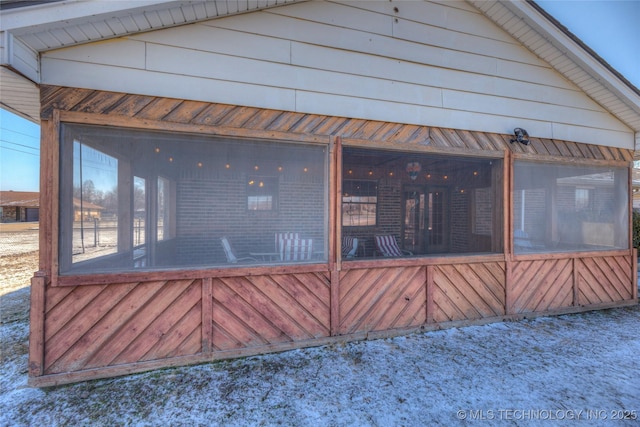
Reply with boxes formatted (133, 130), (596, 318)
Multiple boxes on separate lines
(330, 269), (340, 336)
(426, 265), (434, 323)
(505, 149), (513, 259)
(329, 136), (339, 272)
(202, 277), (213, 353)
(342, 254), (506, 270)
(50, 110), (61, 285)
(54, 250), (630, 286)
(342, 136), (504, 159)
(572, 258), (579, 306)
(512, 152), (630, 168)
(29, 334), (341, 388)
(511, 250), (632, 262)
(56, 263), (330, 287)
(58, 110), (330, 146)
(629, 165), (634, 253)
(39, 118), (54, 274)
(505, 261), (513, 315)
(330, 136), (341, 337)
(633, 248), (638, 301)
(28, 274), (46, 377)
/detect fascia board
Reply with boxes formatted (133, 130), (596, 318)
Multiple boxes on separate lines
(502, 1), (640, 116)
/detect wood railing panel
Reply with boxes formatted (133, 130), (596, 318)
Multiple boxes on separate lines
(432, 262), (505, 322)
(43, 279), (202, 374)
(510, 259), (573, 314)
(212, 272), (331, 351)
(577, 255), (633, 306)
(338, 266), (426, 335)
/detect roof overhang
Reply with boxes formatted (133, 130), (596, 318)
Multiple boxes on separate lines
(0, 0), (306, 123)
(468, 0), (640, 151)
(1, 0), (639, 151)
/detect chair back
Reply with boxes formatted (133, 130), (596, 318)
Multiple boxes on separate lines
(374, 235), (403, 257)
(280, 238), (313, 261)
(220, 237), (238, 263)
(342, 236), (358, 258)
(276, 232), (300, 253)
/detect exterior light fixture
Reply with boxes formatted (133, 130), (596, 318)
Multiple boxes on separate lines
(406, 162), (421, 181)
(510, 128), (530, 145)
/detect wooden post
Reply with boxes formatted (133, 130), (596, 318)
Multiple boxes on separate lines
(573, 258), (580, 306)
(202, 277), (213, 353)
(334, 136), (342, 272)
(330, 136), (342, 336)
(505, 261), (513, 315)
(29, 274), (46, 377)
(426, 265), (434, 323)
(504, 149), (513, 315)
(633, 248), (638, 301)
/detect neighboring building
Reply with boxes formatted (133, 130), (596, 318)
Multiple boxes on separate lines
(1, 0), (639, 387)
(633, 168), (640, 210)
(72, 198), (104, 221)
(0, 191), (39, 222)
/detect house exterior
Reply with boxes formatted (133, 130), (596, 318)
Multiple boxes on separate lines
(2, 0), (639, 387)
(0, 191), (39, 222)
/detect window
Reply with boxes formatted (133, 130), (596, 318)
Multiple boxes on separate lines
(342, 147), (502, 257)
(513, 161), (628, 253)
(247, 176), (278, 211)
(342, 180), (377, 226)
(59, 124), (328, 274)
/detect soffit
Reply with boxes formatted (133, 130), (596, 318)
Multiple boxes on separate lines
(1, 0), (306, 52)
(468, 0), (640, 135)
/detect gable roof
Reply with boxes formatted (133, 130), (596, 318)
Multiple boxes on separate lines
(1, 0), (639, 150)
(0, 191), (39, 207)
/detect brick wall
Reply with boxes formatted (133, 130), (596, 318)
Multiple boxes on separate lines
(175, 171), (326, 264)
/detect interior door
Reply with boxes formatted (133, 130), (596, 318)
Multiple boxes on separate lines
(402, 186), (449, 254)
(402, 186), (425, 253)
(425, 187), (449, 253)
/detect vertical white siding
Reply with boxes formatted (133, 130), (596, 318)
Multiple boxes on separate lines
(40, 0), (634, 148)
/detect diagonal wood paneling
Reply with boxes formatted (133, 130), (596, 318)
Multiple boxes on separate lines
(44, 279), (202, 374)
(338, 266), (426, 335)
(212, 272), (330, 351)
(432, 262), (505, 322)
(577, 256), (633, 305)
(40, 85), (634, 161)
(510, 259), (573, 314)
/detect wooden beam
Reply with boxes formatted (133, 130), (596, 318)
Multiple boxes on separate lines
(202, 277), (213, 353)
(28, 274), (46, 377)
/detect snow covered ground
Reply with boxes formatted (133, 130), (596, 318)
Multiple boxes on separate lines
(2, 280), (639, 426)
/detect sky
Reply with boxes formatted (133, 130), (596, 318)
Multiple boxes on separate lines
(1, 1), (639, 192)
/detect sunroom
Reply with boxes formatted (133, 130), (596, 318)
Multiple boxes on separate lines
(61, 123), (629, 276)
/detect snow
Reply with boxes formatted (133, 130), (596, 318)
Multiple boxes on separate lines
(1, 282), (639, 426)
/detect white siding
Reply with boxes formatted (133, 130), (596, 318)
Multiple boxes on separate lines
(40, 0), (634, 148)
(0, 67), (40, 123)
